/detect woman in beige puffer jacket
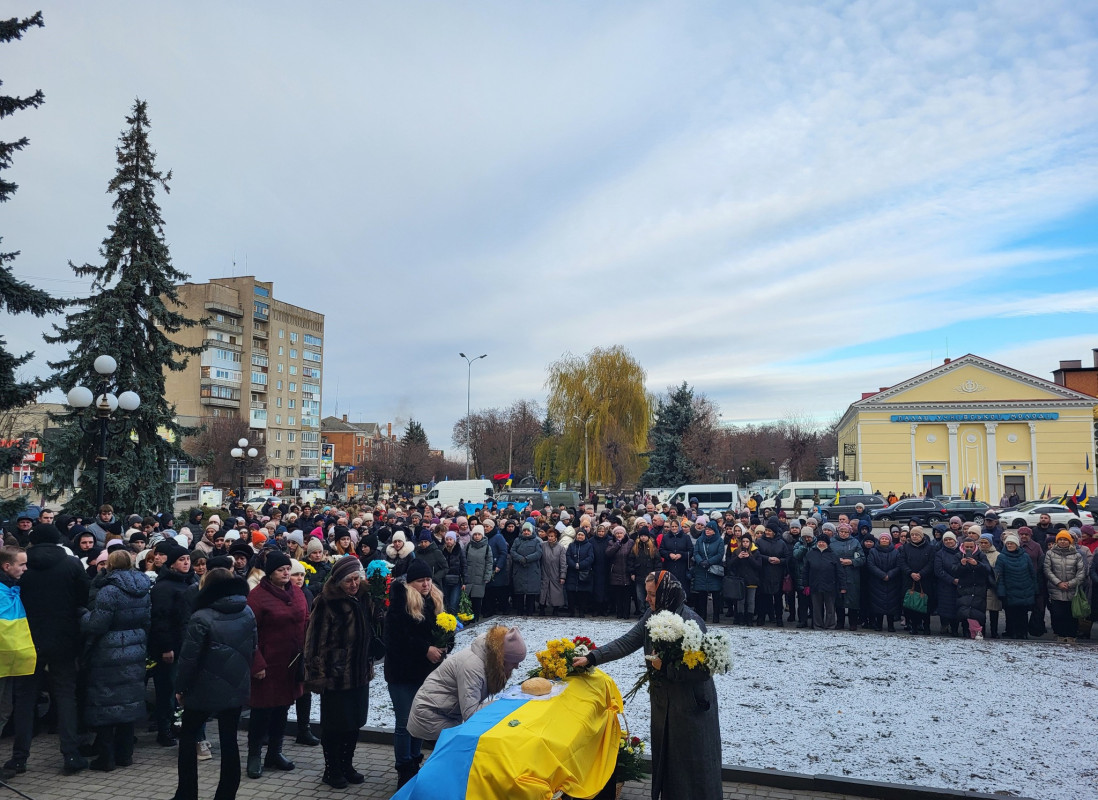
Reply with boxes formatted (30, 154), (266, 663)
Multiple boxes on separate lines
(1043, 531), (1085, 641)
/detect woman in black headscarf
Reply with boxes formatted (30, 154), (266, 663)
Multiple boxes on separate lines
(573, 571), (722, 800)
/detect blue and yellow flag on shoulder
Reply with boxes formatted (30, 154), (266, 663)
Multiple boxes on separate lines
(0, 582), (37, 678)
(394, 670), (621, 800)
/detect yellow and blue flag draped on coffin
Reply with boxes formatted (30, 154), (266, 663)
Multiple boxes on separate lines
(0, 582), (36, 678)
(394, 669), (622, 800)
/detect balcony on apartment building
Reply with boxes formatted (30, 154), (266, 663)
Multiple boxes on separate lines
(206, 318), (244, 336)
(200, 394), (240, 409)
(204, 300), (244, 318)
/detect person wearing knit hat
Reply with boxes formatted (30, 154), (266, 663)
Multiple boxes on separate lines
(407, 626), (526, 743)
(208, 555), (234, 572)
(941, 530), (957, 542)
(263, 551), (293, 576)
(303, 548), (382, 788)
(1046, 528), (1086, 642)
(405, 557), (432, 584)
(996, 531), (1036, 639)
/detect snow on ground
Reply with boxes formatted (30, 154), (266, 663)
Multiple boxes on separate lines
(298, 616), (1096, 800)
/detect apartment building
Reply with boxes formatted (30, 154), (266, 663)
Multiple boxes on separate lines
(164, 277), (324, 491)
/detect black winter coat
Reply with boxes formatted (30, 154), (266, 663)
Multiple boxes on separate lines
(176, 577), (257, 712)
(955, 549), (993, 620)
(565, 538), (595, 593)
(417, 542), (449, 586)
(658, 531), (693, 587)
(804, 545), (846, 594)
(20, 544), (90, 658)
(590, 534), (611, 602)
(725, 547), (762, 587)
(753, 535), (789, 595)
(605, 538), (632, 587)
(934, 546), (963, 619)
(384, 579), (443, 688)
(510, 534), (542, 596)
(442, 542), (466, 585)
(898, 538), (937, 596)
(80, 569), (151, 726)
(628, 544), (660, 585)
(149, 568), (197, 657)
(865, 544), (903, 616)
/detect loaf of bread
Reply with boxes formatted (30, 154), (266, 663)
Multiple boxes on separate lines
(521, 677), (553, 696)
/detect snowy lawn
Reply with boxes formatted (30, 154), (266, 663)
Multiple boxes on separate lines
(299, 615), (1096, 800)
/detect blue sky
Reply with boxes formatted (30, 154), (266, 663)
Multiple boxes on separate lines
(4, 0), (1098, 447)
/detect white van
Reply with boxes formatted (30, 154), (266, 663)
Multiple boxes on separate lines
(423, 479), (495, 509)
(760, 481), (873, 512)
(665, 484), (740, 514)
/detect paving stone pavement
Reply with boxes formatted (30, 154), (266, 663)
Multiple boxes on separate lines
(1, 725), (862, 800)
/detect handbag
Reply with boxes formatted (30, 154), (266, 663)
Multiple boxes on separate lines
(781, 574), (793, 594)
(577, 569), (592, 582)
(444, 574), (461, 586)
(722, 575), (746, 601)
(707, 564), (725, 578)
(903, 580), (928, 614)
(1071, 584), (1092, 620)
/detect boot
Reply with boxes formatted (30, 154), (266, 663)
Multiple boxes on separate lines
(342, 732), (364, 784)
(321, 734), (348, 789)
(247, 743), (263, 779)
(89, 728), (115, 772)
(264, 734), (295, 771)
(296, 724), (320, 746)
(396, 762), (417, 788)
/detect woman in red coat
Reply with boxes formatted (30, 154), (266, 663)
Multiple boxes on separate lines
(244, 552), (309, 779)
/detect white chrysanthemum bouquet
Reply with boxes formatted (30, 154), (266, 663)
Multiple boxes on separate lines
(623, 610), (732, 702)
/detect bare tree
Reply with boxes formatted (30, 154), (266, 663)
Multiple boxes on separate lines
(184, 416), (267, 489)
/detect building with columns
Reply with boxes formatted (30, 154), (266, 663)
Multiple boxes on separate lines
(836, 354), (1098, 502)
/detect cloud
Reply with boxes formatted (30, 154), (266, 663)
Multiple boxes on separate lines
(3, 0), (1097, 453)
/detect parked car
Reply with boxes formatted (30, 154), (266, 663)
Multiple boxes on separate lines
(818, 494), (888, 522)
(940, 500), (992, 524)
(998, 502), (1094, 530)
(870, 498), (949, 526)
(547, 490), (581, 511)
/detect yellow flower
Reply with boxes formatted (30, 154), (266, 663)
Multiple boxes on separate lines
(682, 649), (707, 669)
(436, 613), (458, 633)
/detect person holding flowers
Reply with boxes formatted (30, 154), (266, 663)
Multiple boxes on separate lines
(384, 559), (447, 788)
(573, 571), (723, 800)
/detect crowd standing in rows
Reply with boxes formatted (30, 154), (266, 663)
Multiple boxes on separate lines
(1, 492), (1095, 797)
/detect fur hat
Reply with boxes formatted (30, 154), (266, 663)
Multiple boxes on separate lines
(405, 558), (432, 582)
(229, 540), (253, 559)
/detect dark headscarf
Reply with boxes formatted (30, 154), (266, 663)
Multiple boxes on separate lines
(652, 570), (686, 613)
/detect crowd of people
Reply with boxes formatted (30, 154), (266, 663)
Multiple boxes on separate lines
(1, 492), (1094, 798)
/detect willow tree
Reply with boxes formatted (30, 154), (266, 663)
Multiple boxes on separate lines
(540, 346), (650, 489)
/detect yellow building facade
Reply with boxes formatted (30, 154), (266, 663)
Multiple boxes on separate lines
(836, 355), (1097, 501)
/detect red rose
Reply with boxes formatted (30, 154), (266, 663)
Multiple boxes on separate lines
(630, 737), (641, 746)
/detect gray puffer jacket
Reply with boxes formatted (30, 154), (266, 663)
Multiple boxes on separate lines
(1044, 545), (1085, 602)
(176, 576), (257, 712)
(80, 569), (152, 727)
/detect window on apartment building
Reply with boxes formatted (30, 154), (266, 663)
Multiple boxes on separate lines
(289, 349), (297, 359)
(288, 399), (296, 409)
(278, 346), (284, 356)
(273, 449), (281, 459)
(278, 329), (284, 339)
(250, 371), (267, 385)
(275, 431), (282, 442)
(275, 397), (282, 408)
(290, 332), (298, 343)
(304, 334), (322, 347)
(303, 350), (321, 363)
(275, 415), (282, 425)
(272, 466), (280, 477)
(289, 365), (297, 375)
(287, 449), (295, 460)
(277, 363), (283, 373)
(302, 432), (319, 443)
(289, 382), (296, 392)
(301, 448), (319, 460)
(288, 416), (296, 425)
(288, 432), (296, 442)
(276, 380), (283, 390)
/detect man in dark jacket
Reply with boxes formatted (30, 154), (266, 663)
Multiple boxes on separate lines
(803, 533), (846, 629)
(415, 533), (448, 588)
(149, 546), (196, 746)
(7, 525), (91, 774)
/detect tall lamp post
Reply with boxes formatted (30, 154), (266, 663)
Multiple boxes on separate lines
(231, 437), (259, 502)
(459, 352), (487, 479)
(572, 414), (593, 501)
(65, 354), (141, 509)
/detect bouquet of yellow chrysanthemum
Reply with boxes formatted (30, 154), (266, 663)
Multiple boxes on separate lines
(527, 636), (597, 680)
(433, 612), (458, 651)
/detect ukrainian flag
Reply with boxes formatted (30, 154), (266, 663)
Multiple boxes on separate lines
(0, 584), (36, 678)
(394, 670), (622, 800)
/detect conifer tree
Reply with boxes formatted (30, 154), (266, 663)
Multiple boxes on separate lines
(0, 11), (59, 520)
(39, 99), (202, 514)
(641, 382), (695, 487)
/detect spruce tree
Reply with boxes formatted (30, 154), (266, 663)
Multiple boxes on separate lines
(641, 382), (695, 487)
(39, 99), (202, 515)
(0, 12), (59, 520)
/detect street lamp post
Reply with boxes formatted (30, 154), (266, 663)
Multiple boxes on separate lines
(572, 414), (593, 500)
(65, 354), (141, 509)
(231, 437), (259, 502)
(459, 352), (487, 480)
